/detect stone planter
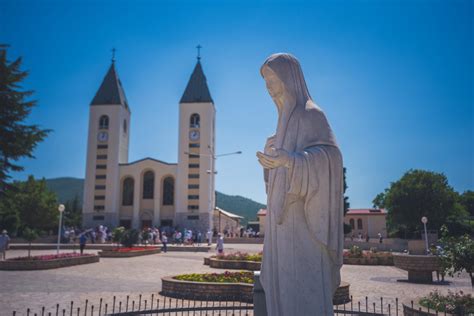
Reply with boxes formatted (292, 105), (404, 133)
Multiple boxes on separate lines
(0, 255), (99, 270)
(393, 254), (440, 283)
(161, 276), (350, 305)
(99, 247), (160, 257)
(204, 257), (261, 270)
(161, 276), (254, 302)
(403, 302), (456, 316)
(343, 256), (393, 265)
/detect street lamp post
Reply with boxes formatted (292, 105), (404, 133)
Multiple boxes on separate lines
(57, 204), (65, 254)
(184, 149), (242, 234)
(421, 216), (428, 254)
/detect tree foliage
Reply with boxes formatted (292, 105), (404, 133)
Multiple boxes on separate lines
(0, 176), (58, 235)
(63, 195), (82, 228)
(373, 169), (466, 237)
(22, 226), (39, 258)
(0, 45), (50, 195)
(459, 190), (474, 217)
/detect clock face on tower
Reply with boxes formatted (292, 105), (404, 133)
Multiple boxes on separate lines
(189, 130), (200, 141)
(97, 131), (108, 142)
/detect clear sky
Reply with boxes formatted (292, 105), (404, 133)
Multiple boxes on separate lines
(1, 0), (473, 207)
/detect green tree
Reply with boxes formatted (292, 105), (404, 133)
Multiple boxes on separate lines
(0, 45), (50, 195)
(22, 227), (39, 258)
(459, 190), (474, 217)
(2, 176), (58, 232)
(64, 195), (82, 228)
(439, 226), (474, 288)
(376, 169), (465, 238)
(112, 226), (125, 249)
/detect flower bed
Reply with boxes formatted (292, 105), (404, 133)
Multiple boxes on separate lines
(204, 252), (262, 270)
(0, 253), (99, 270)
(161, 272), (350, 304)
(343, 246), (393, 265)
(408, 290), (474, 315)
(99, 246), (160, 258)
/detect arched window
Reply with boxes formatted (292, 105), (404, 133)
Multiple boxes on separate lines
(123, 120), (127, 133)
(357, 218), (363, 230)
(190, 113), (200, 128)
(142, 171), (154, 199)
(162, 177), (174, 206)
(99, 115), (109, 130)
(122, 177), (134, 206)
(349, 219), (355, 229)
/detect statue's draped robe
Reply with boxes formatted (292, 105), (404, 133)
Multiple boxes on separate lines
(260, 101), (344, 316)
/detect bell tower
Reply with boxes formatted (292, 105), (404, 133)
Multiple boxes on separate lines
(83, 59), (131, 228)
(176, 54), (215, 232)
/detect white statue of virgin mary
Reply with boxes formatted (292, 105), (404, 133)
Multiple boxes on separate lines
(257, 53), (343, 316)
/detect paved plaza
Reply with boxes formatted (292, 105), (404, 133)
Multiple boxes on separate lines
(0, 244), (472, 315)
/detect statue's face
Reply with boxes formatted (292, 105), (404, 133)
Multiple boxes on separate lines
(262, 66), (285, 100)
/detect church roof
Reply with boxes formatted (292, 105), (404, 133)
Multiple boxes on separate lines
(91, 62), (129, 109)
(180, 60), (213, 103)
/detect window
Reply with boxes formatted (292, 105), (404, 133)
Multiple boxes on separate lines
(94, 205), (105, 211)
(142, 171), (154, 199)
(122, 177), (134, 206)
(99, 115), (109, 130)
(96, 175), (106, 179)
(123, 120), (127, 133)
(94, 195), (105, 200)
(93, 215), (105, 221)
(97, 144), (108, 149)
(187, 215), (199, 220)
(188, 195), (199, 200)
(349, 219), (355, 229)
(188, 184), (199, 189)
(189, 143), (200, 148)
(188, 205), (199, 210)
(162, 177), (175, 205)
(189, 154), (200, 158)
(190, 113), (200, 128)
(96, 164), (107, 169)
(95, 185), (106, 190)
(97, 155), (107, 159)
(357, 218), (363, 230)
(188, 174), (199, 179)
(119, 220), (131, 229)
(189, 164), (199, 168)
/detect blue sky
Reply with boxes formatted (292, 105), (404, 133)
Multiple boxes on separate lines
(1, 0), (472, 207)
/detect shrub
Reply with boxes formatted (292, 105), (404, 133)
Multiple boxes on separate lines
(214, 251), (263, 262)
(112, 227), (125, 246)
(121, 229), (139, 248)
(419, 290), (474, 314)
(174, 271), (254, 284)
(349, 245), (363, 258)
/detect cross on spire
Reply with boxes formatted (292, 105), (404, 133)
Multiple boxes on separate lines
(111, 48), (116, 63)
(196, 44), (202, 61)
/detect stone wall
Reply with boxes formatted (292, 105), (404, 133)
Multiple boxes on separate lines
(208, 258), (261, 271)
(0, 255), (99, 270)
(343, 256), (393, 265)
(99, 248), (160, 257)
(393, 254), (440, 271)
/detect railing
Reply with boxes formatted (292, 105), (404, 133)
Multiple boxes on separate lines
(10, 294), (459, 316)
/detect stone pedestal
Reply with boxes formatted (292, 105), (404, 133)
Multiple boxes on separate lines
(393, 254), (440, 284)
(253, 271), (267, 316)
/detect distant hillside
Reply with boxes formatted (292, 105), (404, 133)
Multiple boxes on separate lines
(44, 177), (265, 224)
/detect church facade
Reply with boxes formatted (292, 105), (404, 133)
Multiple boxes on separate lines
(82, 57), (215, 232)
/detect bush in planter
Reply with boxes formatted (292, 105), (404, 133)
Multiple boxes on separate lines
(175, 271), (254, 284)
(22, 227), (39, 258)
(121, 229), (139, 248)
(349, 245), (363, 258)
(112, 227), (125, 249)
(419, 290), (474, 315)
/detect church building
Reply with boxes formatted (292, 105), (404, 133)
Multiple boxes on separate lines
(82, 54), (216, 232)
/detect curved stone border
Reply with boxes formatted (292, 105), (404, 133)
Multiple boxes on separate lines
(161, 276), (350, 305)
(99, 248), (160, 257)
(0, 255), (99, 270)
(393, 254), (440, 283)
(161, 276), (253, 302)
(343, 256), (393, 265)
(403, 302), (455, 316)
(203, 257), (261, 271)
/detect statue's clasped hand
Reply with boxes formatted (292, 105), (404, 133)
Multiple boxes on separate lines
(257, 148), (291, 169)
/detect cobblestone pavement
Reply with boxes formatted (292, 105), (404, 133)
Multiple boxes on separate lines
(0, 245), (471, 315)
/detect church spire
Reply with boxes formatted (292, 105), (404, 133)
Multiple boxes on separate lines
(180, 52), (213, 104)
(90, 59), (129, 109)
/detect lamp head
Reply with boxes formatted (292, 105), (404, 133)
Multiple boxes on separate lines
(58, 204), (65, 212)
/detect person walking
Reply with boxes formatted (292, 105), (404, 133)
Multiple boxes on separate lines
(161, 233), (168, 253)
(206, 229), (212, 246)
(79, 233), (87, 255)
(216, 233), (224, 255)
(0, 230), (10, 261)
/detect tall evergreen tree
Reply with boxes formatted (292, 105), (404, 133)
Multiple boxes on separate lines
(0, 45), (50, 195)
